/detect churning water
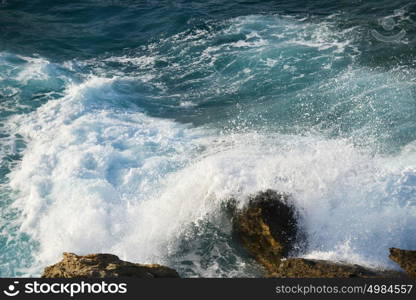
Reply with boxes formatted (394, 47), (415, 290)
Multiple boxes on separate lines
(0, 0), (416, 277)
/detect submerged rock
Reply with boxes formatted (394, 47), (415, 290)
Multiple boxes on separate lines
(389, 248), (416, 278)
(269, 258), (405, 278)
(231, 190), (302, 274)
(42, 253), (180, 278)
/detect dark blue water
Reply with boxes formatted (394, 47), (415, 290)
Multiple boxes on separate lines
(0, 0), (416, 277)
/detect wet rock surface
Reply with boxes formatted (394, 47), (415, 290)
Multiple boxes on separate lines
(231, 190), (302, 274)
(42, 253), (180, 278)
(269, 258), (406, 278)
(389, 248), (416, 278)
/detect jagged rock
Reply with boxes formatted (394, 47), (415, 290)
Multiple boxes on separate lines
(231, 190), (302, 274)
(42, 253), (180, 278)
(230, 190), (407, 278)
(269, 258), (405, 278)
(389, 248), (416, 278)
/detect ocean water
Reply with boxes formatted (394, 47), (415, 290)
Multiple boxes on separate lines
(0, 0), (416, 277)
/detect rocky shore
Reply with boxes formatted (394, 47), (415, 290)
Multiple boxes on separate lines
(43, 190), (416, 278)
(230, 190), (415, 278)
(389, 248), (416, 278)
(42, 253), (179, 278)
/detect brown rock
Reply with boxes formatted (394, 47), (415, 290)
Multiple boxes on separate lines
(389, 248), (416, 278)
(230, 190), (407, 278)
(269, 258), (406, 278)
(42, 253), (180, 278)
(231, 190), (301, 274)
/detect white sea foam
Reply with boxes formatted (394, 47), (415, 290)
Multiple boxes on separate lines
(6, 76), (211, 273)
(2, 14), (416, 278)
(14, 57), (51, 85)
(103, 55), (156, 68)
(179, 101), (197, 108)
(7, 85), (416, 274)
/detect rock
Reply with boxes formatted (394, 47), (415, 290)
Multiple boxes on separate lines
(231, 190), (302, 274)
(42, 253), (180, 278)
(230, 190), (407, 278)
(269, 258), (406, 278)
(389, 248), (416, 278)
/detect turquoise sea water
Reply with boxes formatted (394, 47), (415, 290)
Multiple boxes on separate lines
(0, 0), (416, 277)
